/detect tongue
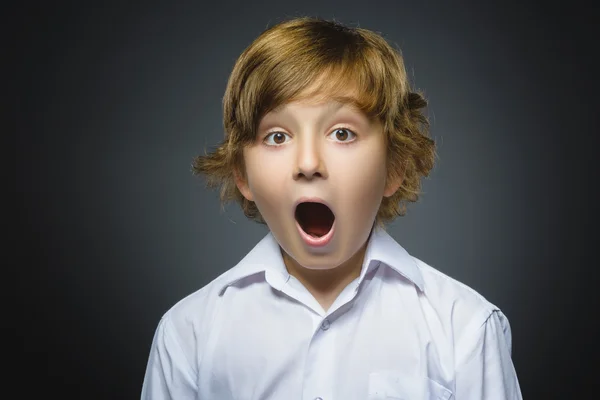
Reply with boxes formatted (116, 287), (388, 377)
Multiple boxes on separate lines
(306, 224), (331, 237)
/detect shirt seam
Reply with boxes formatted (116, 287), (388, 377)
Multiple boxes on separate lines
(417, 259), (498, 308)
(163, 313), (200, 387)
(453, 307), (500, 369)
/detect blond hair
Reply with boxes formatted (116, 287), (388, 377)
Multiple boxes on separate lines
(193, 17), (435, 225)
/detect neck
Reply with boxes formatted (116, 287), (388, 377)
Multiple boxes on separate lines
(281, 238), (370, 312)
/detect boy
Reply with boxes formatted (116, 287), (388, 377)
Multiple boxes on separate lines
(141, 17), (522, 399)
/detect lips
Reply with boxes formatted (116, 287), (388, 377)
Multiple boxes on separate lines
(294, 200), (335, 247)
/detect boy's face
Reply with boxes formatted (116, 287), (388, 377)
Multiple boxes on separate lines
(236, 97), (401, 271)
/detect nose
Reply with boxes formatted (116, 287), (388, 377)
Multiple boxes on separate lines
(293, 136), (327, 180)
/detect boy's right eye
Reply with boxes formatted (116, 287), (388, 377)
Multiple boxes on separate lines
(263, 132), (291, 146)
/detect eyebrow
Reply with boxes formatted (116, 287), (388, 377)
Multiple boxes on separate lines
(257, 104), (372, 138)
(330, 96), (364, 112)
(269, 99), (363, 117)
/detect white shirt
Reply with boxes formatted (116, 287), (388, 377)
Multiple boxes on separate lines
(141, 227), (522, 399)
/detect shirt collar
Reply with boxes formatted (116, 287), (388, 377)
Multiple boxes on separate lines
(360, 226), (425, 291)
(218, 225), (424, 295)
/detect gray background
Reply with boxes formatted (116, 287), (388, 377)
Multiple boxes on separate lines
(14, 1), (597, 398)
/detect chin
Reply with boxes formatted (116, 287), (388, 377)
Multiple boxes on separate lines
(297, 259), (340, 270)
(287, 244), (348, 270)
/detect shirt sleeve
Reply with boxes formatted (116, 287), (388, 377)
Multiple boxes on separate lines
(141, 314), (198, 400)
(454, 309), (523, 399)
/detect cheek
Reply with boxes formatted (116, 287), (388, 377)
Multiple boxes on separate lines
(245, 151), (289, 214)
(334, 150), (388, 216)
(340, 147), (387, 190)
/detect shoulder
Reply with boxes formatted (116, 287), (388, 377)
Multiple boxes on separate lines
(162, 264), (248, 328)
(141, 264), (256, 394)
(412, 262), (522, 396)
(412, 257), (511, 342)
(159, 233), (277, 334)
(145, 247), (269, 381)
(415, 257), (496, 312)
(156, 263), (250, 343)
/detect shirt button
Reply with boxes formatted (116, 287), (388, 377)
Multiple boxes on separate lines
(321, 319), (330, 330)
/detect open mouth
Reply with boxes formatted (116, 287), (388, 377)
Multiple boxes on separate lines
(295, 202), (335, 238)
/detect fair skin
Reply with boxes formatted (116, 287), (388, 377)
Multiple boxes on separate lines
(235, 97), (401, 311)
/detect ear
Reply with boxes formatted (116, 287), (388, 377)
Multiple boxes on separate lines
(234, 167), (254, 201)
(383, 174), (403, 198)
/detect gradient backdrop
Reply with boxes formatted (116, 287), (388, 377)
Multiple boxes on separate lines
(15, 1), (598, 399)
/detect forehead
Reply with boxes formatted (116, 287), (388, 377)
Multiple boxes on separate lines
(266, 79), (371, 120)
(255, 68), (383, 129)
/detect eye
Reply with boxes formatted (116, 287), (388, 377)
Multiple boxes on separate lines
(263, 132), (291, 146)
(328, 128), (356, 143)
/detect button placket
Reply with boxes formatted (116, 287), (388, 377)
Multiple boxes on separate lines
(303, 313), (336, 400)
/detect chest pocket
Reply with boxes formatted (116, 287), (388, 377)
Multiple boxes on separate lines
(368, 370), (453, 400)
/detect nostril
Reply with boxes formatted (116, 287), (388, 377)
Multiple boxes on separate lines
(295, 153), (325, 178)
(295, 171), (323, 179)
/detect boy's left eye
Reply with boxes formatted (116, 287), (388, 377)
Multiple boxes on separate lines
(328, 128), (356, 142)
